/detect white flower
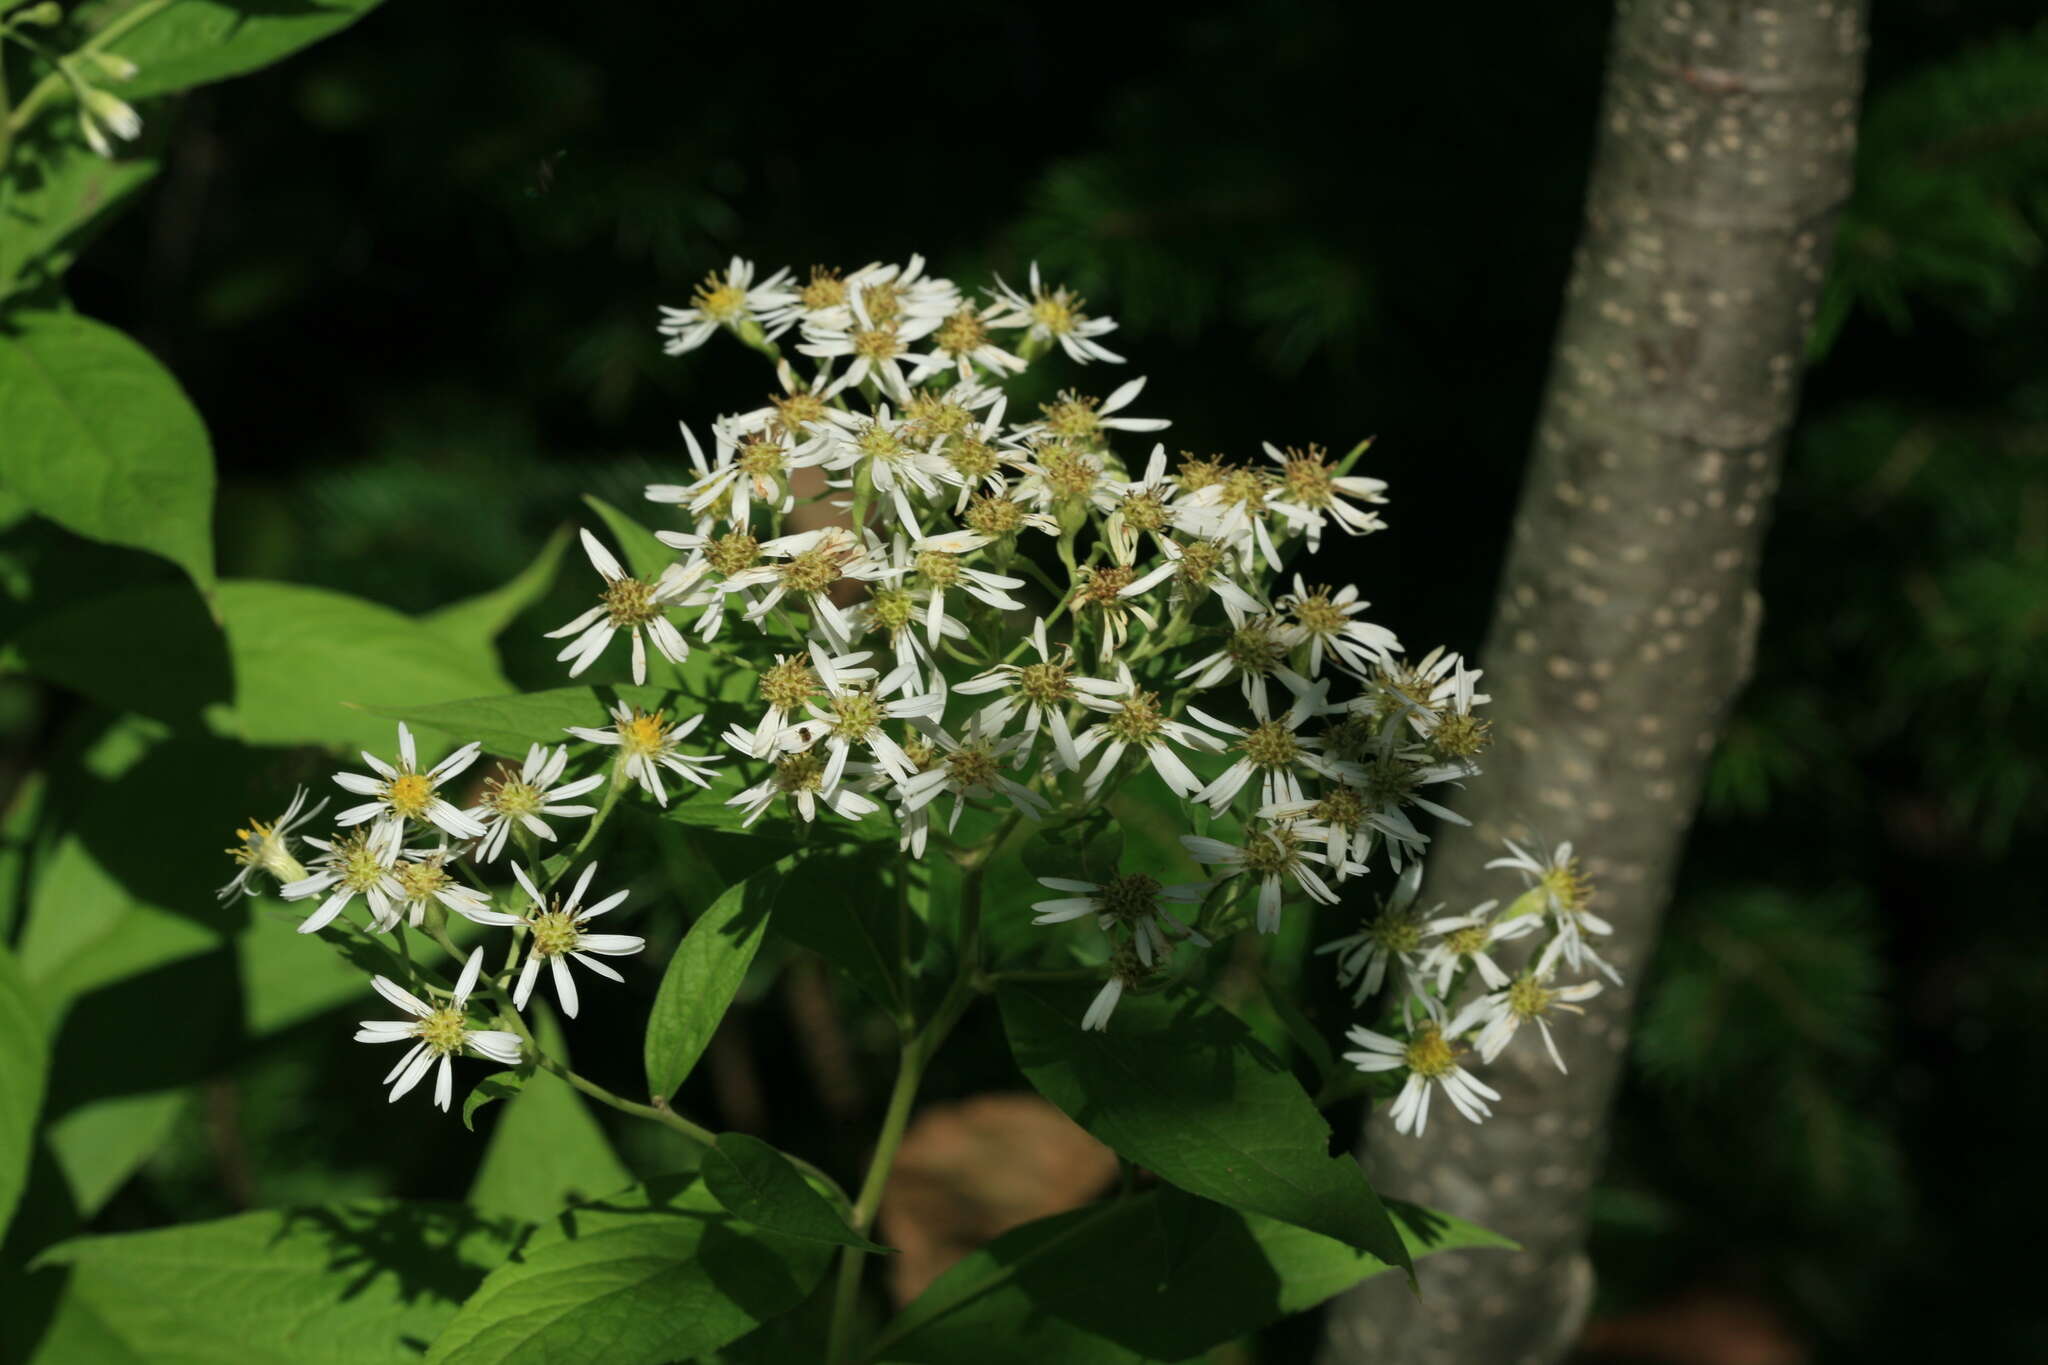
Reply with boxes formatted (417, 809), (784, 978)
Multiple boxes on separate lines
(658, 257), (797, 354)
(1188, 678), (1358, 815)
(1343, 1007), (1500, 1137)
(1473, 973), (1604, 1071)
(909, 299), (1028, 383)
(1279, 576), (1401, 679)
(1261, 441), (1387, 549)
(1022, 377), (1170, 451)
(354, 948), (523, 1111)
(280, 820), (404, 934)
(1179, 821), (1353, 934)
(218, 787), (326, 902)
(1174, 611), (1309, 719)
(645, 419), (827, 526)
(724, 644), (876, 760)
(1316, 863), (1429, 1002)
(1120, 535), (1265, 619)
(725, 526), (889, 647)
(545, 529), (694, 686)
(73, 82), (143, 159)
(1487, 838), (1623, 985)
(1031, 871), (1211, 968)
(890, 721), (1049, 849)
(566, 703), (720, 806)
(819, 408), (953, 536)
(331, 723), (485, 840)
(726, 749), (880, 827)
(899, 530), (1027, 640)
(1071, 664), (1226, 800)
(772, 655), (944, 788)
(1082, 976), (1128, 1031)
(985, 262), (1124, 364)
(380, 845), (516, 933)
(954, 617), (1118, 771)
(467, 744), (607, 862)
(798, 276), (944, 403)
(1416, 902), (1535, 993)
(508, 862), (644, 1019)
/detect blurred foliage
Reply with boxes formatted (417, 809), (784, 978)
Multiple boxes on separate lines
(4, 1), (2046, 1361)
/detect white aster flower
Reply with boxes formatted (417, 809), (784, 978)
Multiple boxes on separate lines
(546, 528), (695, 685)
(1416, 901), (1535, 993)
(467, 744), (606, 862)
(645, 419), (827, 526)
(1279, 576), (1402, 679)
(218, 786), (326, 902)
(1120, 535), (1265, 619)
(890, 721), (1049, 850)
(910, 299), (1028, 382)
(508, 862), (644, 1019)
(280, 820), (404, 934)
(1071, 664), (1226, 800)
(799, 271), (945, 403)
(1472, 973), (1605, 1071)
(1261, 441), (1388, 549)
(1031, 870), (1211, 968)
(1315, 863), (1429, 1002)
(900, 530), (1027, 641)
(820, 407), (953, 536)
(566, 703), (720, 807)
(381, 846), (517, 933)
(355, 948), (523, 1111)
(773, 655), (944, 788)
(1179, 821), (1354, 934)
(658, 257), (797, 354)
(954, 617), (1118, 772)
(1487, 838), (1623, 985)
(725, 526), (890, 647)
(332, 723), (486, 840)
(1023, 377), (1170, 452)
(985, 262), (1124, 364)
(724, 644), (877, 760)
(1188, 678), (1360, 815)
(726, 748), (881, 827)
(1174, 611), (1309, 719)
(1343, 1005), (1500, 1137)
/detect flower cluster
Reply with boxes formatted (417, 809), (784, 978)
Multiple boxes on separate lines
(221, 253), (1605, 1135)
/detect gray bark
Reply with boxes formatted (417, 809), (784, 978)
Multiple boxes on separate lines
(1320, 4), (1867, 1363)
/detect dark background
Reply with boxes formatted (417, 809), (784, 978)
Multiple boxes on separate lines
(16, 2), (2048, 1359)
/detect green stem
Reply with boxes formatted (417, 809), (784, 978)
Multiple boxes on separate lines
(824, 1035), (928, 1364)
(556, 765), (625, 878)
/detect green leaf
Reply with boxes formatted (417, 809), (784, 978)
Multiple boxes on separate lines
(0, 146), (159, 300)
(469, 1012), (632, 1226)
(377, 684), (675, 760)
(425, 1176), (831, 1365)
(237, 907), (369, 1036)
(0, 942), (47, 1240)
(462, 1070), (526, 1132)
(218, 580), (511, 751)
(424, 526), (571, 645)
(871, 1188), (1506, 1364)
(772, 846), (918, 1016)
(700, 1133), (882, 1253)
(110, 0), (390, 99)
(46, 1089), (187, 1218)
(30, 1201), (519, 1363)
(0, 311), (216, 595)
(1019, 820), (1124, 885)
(996, 982), (1410, 1272)
(8, 581), (230, 730)
(645, 861), (783, 1103)
(581, 494), (674, 583)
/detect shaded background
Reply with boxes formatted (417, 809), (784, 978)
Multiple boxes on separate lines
(7, 2), (2047, 1360)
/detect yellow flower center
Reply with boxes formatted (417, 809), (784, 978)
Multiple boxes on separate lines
(1103, 690), (1166, 746)
(1238, 720), (1301, 770)
(417, 1007), (469, 1055)
(485, 774), (544, 819)
(1403, 1025), (1457, 1078)
(530, 908), (583, 958)
(706, 532), (761, 578)
(692, 273), (747, 321)
(1508, 976), (1555, 1020)
(1241, 828), (1301, 876)
(799, 265), (846, 311)
(965, 494), (1026, 537)
(1039, 392), (1102, 442)
(1291, 590), (1348, 637)
(759, 657), (819, 711)
(616, 709), (670, 758)
(1030, 288), (1085, 335)
(1016, 660), (1071, 707)
(602, 576), (662, 628)
(933, 307), (990, 357)
(1100, 872), (1162, 922)
(384, 773), (434, 818)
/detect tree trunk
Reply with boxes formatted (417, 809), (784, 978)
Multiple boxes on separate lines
(1320, 4), (1867, 1363)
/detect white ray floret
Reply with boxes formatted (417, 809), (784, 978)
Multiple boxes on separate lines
(468, 743), (606, 861)
(545, 529), (696, 686)
(218, 786), (327, 902)
(566, 703), (720, 807)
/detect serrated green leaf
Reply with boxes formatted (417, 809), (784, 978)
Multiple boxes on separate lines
(996, 982), (1410, 1272)
(424, 526), (571, 645)
(424, 1176), (830, 1365)
(645, 861), (784, 1103)
(0, 942), (46, 1240)
(701, 1133), (881, 1253)
(869, 1188), (1505, 1364)
(30, 1201), (519, 1364)
(0, 311), (215, 595)
(109, 0), (389, 99)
